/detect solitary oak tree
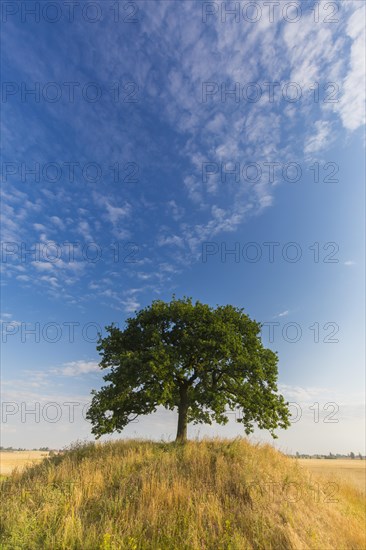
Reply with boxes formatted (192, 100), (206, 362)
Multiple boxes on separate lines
(87, 297), (290, 442)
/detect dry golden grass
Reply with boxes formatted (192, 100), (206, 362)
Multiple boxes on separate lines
(0, 451), (50, 475)
(0, 439), (365, 549)
(298, 458), (366, 494)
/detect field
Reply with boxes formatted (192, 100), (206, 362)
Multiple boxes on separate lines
(1, 439), (365, 549)
(298, 458), (366, 494)
(0, 451), (50, 476)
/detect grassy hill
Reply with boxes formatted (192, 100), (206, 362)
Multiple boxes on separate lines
(1, 438), (365, 549)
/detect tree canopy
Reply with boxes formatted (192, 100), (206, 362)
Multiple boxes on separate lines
(87, 297), (290, 442)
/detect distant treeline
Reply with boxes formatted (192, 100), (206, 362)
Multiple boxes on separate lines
(0, 446), (60, 452)
(291, 452), (365, 459)
(1, 446), (364, 458)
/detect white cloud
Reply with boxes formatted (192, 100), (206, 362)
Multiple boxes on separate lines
(77, 220), (93, 241)
(16, 275), (30, 282)
(40, 275), (59, 288)
(304, 121), (332, 154)
(136, 272), (152, 281)
(335, 7), (366, 130)
(157, 234), (184, 248)
(122, 296), (140, 313)
(52, 360), (100, 377)
(167, 200), (184, 221)
(31, 261), (54, 271)
(49, 216), (65, 230)
(282, 10), (345, 88)
(33, 223), (47, 232)
(105, 201), (131, 224)
(184, 175), (203, 204)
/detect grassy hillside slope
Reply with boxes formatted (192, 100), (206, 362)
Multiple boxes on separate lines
(1, 439), (365, 549)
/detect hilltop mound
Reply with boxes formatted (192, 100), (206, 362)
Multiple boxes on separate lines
(1, 438), (365, 549)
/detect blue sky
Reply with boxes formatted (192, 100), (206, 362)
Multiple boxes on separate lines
(1, 0), (365, 454)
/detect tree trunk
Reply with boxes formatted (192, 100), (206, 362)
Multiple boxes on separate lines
(176, 386), (189, 442)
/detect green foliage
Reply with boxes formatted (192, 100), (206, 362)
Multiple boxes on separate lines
(87, 297), (290, 440)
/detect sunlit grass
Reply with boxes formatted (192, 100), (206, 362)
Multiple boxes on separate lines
(1, 438), (365, 549)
